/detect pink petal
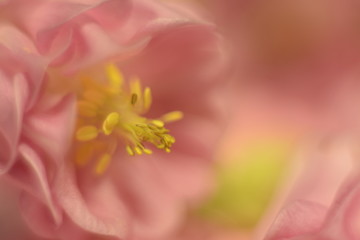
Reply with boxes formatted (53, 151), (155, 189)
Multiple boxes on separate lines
(0, 180), (39, 240)
(143, 153), (214, 202)
(7, 144), (61, 228)
(10, 0), (224, 75)
(322, 173), (360, 239)
(2, 0), (131, 71)
(0, 72), (25, 173)
(19, 192), (91, 240)
(286, 143), (354, 207)
(0, 26), (45, 174)
(265, 200), (327, 240)
(54, 162), (128, 239)
(110, 155), (184, 238)
(123, 23), (224, 89)
(23, 94), (76, 165)
(265, 173), (360, 240)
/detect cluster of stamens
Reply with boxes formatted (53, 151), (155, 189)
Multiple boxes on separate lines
(73, 63), (183, 174)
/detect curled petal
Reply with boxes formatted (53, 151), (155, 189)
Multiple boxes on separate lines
(7, 144), (61, 232)
(265, 173), (360, 240)
(0, 25), (45, 174)
(265, 200), (327, 240)
(0, 73), (25, 173)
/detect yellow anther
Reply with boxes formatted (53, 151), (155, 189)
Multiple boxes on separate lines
(76, 126), (98, 141)
(157, 144), (165, 149)
(106, 63), (123, 89)
(143, 87), (152, 111)
(161, 111), (184, 123)
(131, 93), (138, 105)
(165, 148), (171, 153)
(95, 153), (111, 175)
(143, 148), (153, 155)
(134, 147), (143, 155)
(77, 101), (98, 117)
(83, 90), (106, 106)
(126, 145), (135, 156)
(130, 77), (142, 98)
(164, 135), (175, 144)
(152, 120), (165, 128)
(102, 112), (120, 135)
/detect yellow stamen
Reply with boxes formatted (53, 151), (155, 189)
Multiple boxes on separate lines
(131, 93), (138, 105)
(161, 111), (184, 123)
(102, 112), (120, 135)
(129, 78), (143, 111)
(73, 63), (182, 174)
(134, 147), (143, 155)
(106, 63), (123, 89)
(95, 153), (111, 175)
(152, 120), (165, 128)
(143, 87), (152, 111)
(164, 134), (176, 144)
(130, 77), (142, 97)
(143, 148), (153, 154)
(76, 126), (98, 141)
(126, 145), (135, 156)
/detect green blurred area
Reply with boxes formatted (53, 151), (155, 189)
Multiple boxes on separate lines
(196, 138), (292, 229)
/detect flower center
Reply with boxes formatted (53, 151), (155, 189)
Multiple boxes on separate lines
(73, 63), (183, 174)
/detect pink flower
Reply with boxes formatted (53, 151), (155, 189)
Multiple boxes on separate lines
(0, 0), (227, 239)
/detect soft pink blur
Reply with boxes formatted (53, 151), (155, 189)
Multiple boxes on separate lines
(178, 0), (360, 239)
(143, 1), (360, 239)
(208, 0), (360, 137)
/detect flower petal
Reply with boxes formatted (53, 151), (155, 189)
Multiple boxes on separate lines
(23, 94), (76, 165)
(265, 200), (327, 240)
(0, 25), (45, 174)
(54, 162), (128, 239)
(7, 144), (61, 229)
(110, 156), (183, 238)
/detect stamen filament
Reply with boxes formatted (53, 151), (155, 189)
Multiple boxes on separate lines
(75, 143), (94, 166)
(77, 101), (98, 117)
(95, 153), (111, 175)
